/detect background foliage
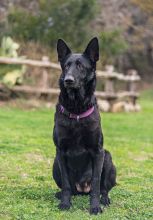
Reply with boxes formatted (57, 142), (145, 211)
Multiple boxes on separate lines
(0, 37), (25, 86)
(0, 0), (153, 81)
(8, 0), (97, 49)
(5, 0), (127, 66)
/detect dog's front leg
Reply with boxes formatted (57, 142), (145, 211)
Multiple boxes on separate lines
(90, 148), (104, 215)
(57, 150), (71, 210)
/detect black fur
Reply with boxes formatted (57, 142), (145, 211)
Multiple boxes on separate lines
(53, 37), (116, 215)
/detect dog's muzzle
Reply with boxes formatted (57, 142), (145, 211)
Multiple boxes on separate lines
(64, 75), (75, 88)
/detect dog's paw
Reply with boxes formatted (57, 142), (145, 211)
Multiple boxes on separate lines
(90, 206), (102, 215)
(101, 196), (110, 206)
(58, 202), (71, 210)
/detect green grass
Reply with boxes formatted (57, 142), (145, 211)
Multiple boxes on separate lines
(0, 90), (153, 220)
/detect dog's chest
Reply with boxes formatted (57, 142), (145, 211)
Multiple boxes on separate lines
(65, 147), (91, 171)
(57, 113), (100, 147)
(59, 125), (93, 171)
(57, 119), (84, 145)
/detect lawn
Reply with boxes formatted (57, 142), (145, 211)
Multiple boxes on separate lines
(0, 91), (153, 220)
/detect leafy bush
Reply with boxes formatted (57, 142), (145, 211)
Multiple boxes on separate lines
(99, 30), (128, 65)
(8, 0), (97, 49)
(6, 1), (128, 67)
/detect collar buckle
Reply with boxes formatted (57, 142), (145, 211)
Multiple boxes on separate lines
(77, 115), (80, 121)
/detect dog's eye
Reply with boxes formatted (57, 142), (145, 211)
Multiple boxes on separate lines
(76, 61), (83, 69)
(64, 63), (70, 70)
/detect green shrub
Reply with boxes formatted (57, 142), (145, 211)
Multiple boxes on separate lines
(0, 37), (25, 86)
(0, 36), (19, 57)
(7, 1), (128, 67)
(99, 30), (128, 65)
(8, 0), (97, 49)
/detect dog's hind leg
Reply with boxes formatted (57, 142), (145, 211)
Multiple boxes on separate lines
(100, 150), (116, 206)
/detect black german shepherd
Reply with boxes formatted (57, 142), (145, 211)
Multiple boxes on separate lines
(53, 37), (116, 215)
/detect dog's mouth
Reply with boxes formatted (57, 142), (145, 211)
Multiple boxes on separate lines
(64, 81), (75, 88)
(64, 81), (80, 89)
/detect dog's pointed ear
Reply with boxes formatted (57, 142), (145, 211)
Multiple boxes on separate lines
(57, 39), (71, 62)
(83, 37), (99, 62)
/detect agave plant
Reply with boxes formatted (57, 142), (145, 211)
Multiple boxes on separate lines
(0, 36), (26, 87)
(0, 36), (20, 57)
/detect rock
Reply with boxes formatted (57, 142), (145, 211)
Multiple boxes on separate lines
(134, 103), (141, 112)
(112, 101), (125, 113)
(112, 101), (141, 112)
(124, 102), (135, 112)
(45, 102), (55, 108)
(97, 99), (110, 112)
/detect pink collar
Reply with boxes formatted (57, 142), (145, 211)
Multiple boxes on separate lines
(60, 105), (94, 121)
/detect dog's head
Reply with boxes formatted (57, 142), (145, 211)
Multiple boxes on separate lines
(57, 37), (99, 90)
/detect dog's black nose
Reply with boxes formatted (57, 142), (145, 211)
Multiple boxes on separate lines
(64, 75), (75, 84)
